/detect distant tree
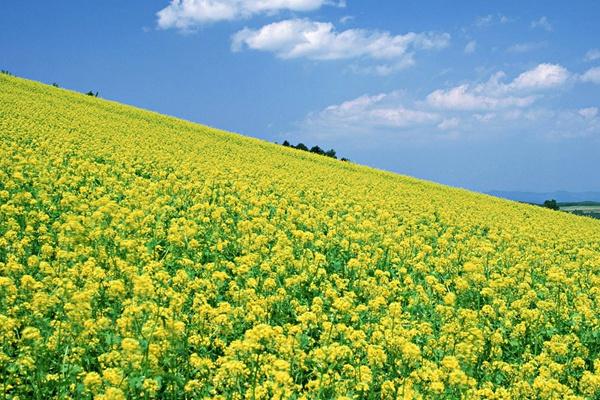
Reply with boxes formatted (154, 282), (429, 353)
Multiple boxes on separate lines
(280, 140), (345, 160)
(86, 91), (99, 97)
(310, 145), (324, 155)
(1, 70), (13, 76)
(543, 199), (559, 210)
(295, 143), (308, 151)
(52, 83), (59, 88)
(341, 157), (350, 162)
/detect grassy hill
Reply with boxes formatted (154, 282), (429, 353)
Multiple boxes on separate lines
(1, 74), (600, 399)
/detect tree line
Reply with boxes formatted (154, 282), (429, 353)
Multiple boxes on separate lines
(281, 140), (349, 162)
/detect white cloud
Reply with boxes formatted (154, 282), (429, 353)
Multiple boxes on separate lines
(348, 58), (417, 76)
(301, 92), (440, 139)
(464, 40), (476, 54)
(579, 107), (598, 119)
(581, 67), (600, 84)
(507, 41), (546, 53)
(546, 108), (600, 139)
(475, 15), (493, 27)
(320, 93), (438, 127)
(437, 117), (460, 130)
(508, 63), (570, 90)
(157, 0), (343, 30)
(426, 64), (570, 111)
(339, 15), (354, 24)
(475, 14), (510, 28)
(298, 68), (597, 142)
(474, 14), (511, 28)
(584, 49), (600, 62)
(531, 16), (553, 31)
(231, 19), (450, 71)
(475, 14), (494, 28)
(427, 84), (535, 111)
(474, 113), (496, 123)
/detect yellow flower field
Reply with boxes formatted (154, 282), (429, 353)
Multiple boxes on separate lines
(1, 74), (600, 399)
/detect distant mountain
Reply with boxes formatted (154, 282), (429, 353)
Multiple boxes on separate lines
(487, 191), (600, 204)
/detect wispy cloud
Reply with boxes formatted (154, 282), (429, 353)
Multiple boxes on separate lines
(507, 41), (547, 53)
(474, 14), (510, 28)
(579, 107), (598, 119)
(157, 0), (344, 30)
(301, 92), (441, 139)
(584, 48), (600, 62)
(464, 40), (476, 54)
(437, 117), (460, 130)
(297, 64), (593, 141)
(347, 59), (417, 76)
(339, 15), (354, 24)
(232, 19), (450, 74)
(427, 83), (536, 111)
(581, 67), (600, 84)
(531, 16), (553, 31)
(546, 108), (600, 139)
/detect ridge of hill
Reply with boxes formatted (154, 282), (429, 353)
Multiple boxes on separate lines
(1, 74), (600, 399)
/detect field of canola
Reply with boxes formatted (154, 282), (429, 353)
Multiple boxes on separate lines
(1, 74), (600, 399)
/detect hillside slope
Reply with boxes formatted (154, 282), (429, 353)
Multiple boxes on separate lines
(1, 74), (600, 399)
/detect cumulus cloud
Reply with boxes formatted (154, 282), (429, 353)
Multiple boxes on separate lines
(232, 19), (450, 63)
(319, 93), (438, 127)
(508, 63), (570, 90)
(301, 92), (440, 138)
(581, 67), (600, 84)
(298, 64), (596, 141)
(426, 64), (570, 111)
(585, 49), (600, 62)
(427, 85), (535, 111)
(464, 40), (476, 54)
(157, 0), (343, 30)
(531, 16), (553, 31)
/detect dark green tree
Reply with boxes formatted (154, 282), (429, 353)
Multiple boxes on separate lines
(543, 199), (559, 210)
(324, 149), (337, 159)
(295, 143), (308, 151)
(310, 145), (324, 155)
(280, 140), (344, 160)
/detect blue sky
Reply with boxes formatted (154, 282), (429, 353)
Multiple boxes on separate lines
(2, 1), (600, 192)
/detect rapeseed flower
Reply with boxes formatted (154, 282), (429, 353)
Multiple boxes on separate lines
(1, 74), (600, 398)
